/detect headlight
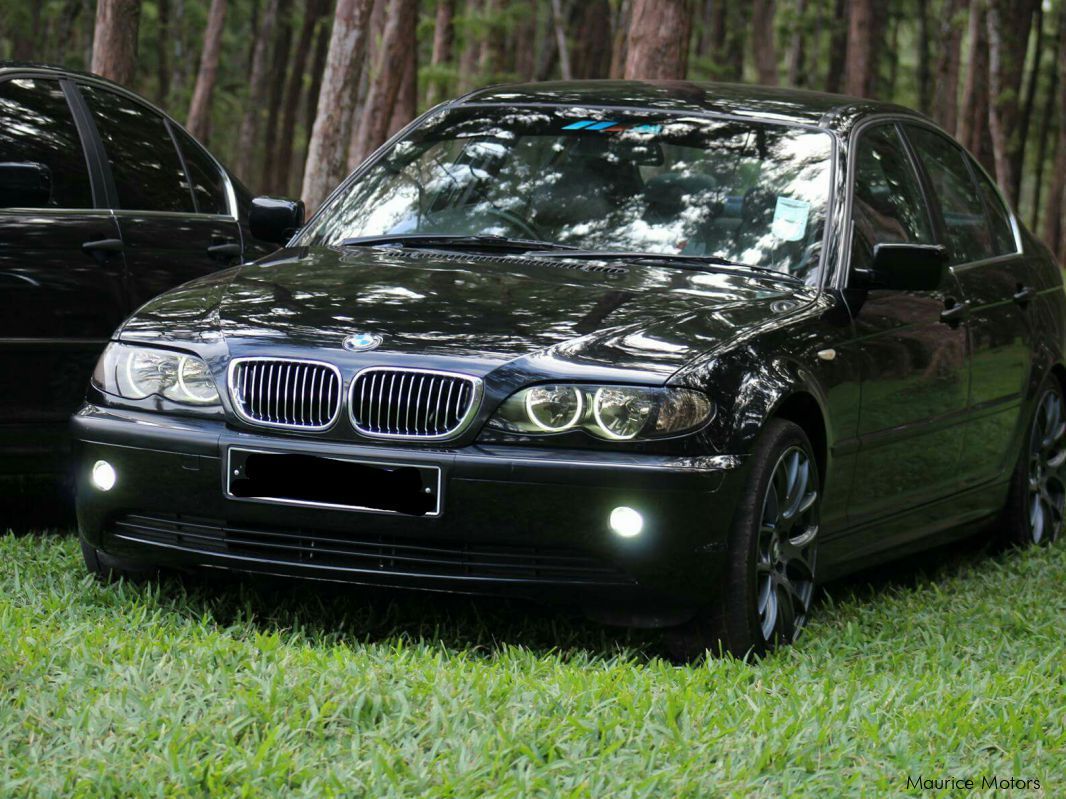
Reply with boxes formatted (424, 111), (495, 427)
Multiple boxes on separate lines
(92, 343), (220, 406)
(487, 384), (713, 441)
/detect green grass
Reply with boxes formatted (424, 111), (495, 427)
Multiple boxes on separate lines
(1, 532), (1064, 798)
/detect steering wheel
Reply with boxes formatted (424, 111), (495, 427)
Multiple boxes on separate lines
(483, 207), (544, 240)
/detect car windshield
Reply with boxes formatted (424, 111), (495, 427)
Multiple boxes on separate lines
(298, 106), (835, 281)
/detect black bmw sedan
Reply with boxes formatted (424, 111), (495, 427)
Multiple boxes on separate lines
(73, 82), (1066, 659)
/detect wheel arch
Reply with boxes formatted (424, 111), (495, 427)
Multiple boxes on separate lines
(771, 390), (829, 485)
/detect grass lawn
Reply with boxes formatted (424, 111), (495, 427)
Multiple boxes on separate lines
(1, 531), (1064, 797)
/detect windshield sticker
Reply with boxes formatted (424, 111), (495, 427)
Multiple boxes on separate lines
(771, 197), (811, 241)
(562, 119), (662, 134)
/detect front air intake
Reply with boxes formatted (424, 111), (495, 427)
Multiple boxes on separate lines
(228, 358), (341, 431)
(349, 367), (482, 440)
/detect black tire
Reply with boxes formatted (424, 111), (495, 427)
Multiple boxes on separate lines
(1000, 377), (1066, 548)
(80, 537), (156, 583)
(665, 418), (821, 662)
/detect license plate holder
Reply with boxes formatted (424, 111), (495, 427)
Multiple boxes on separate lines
(226, 448), (441, 516)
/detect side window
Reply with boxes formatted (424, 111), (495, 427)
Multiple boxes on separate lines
(0, 77), (94, 209)
(170, 124), (230, 216)
(78, 83), (194, 213)
(904, 125), (999, 264)
(969, 156), (1017, 255)
(851, 124), (933, 270)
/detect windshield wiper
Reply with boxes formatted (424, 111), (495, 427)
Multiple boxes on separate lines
(340, 234), (582, 253)
(522, 249), (799, 280)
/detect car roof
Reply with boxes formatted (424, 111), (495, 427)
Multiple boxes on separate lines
(461, 80), (927, 133)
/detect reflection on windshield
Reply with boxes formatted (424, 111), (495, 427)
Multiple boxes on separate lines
(300, 107), (834, 280)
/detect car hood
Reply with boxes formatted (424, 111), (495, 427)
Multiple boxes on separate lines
(120, 246), (813, 380)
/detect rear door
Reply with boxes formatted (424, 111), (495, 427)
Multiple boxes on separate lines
(75, 82), (242, 311)
(903, 123), (1033, 490)
(0, 75), (126, 468)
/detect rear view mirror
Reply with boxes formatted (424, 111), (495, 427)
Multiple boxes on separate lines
(0, 162), (52, 207)
(249, 196), (305, 244)
(855, 243), (948, 292)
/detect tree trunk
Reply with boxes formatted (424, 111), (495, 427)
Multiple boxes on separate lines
(169, 0), (188, 111)
(185, 0), (226, 141)
(916, 0), (930, 111)
(274, 0), (324, 196)
(1017, 2), (1044, 201)
(843, 0), (881, 98)
(825, 0), (847, 93)
(787, 0), (808, 88)
(261, 0), (295, 192)
(512, 0), (538, 81)
(233, 0), (278, 187)
(958, 0), (995, 175)
(930, 0), (965, 132)
(388, 44), (417, 137)
(623, 0), (692, 80)
(157, 0), (170, 105)
(91, 0), (142, 84)
(349, 0), (417, 168)
(986, 0), (1038, 207)
(1044, 5), (1066, 259)
(751, 0), (777, 86)
(550, 0), (572, 80)
(1032, 7), (1062, 230)
(609, 0), (632, 79)
(570, 0), (611, 79)
(301, 0), (376, 212)
(457, 0), (483, 92)
(425, 0), (455, 106)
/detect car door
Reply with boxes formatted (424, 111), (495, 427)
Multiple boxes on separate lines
(0, 75), (126, 469)
(75, 82), (243, 312)
(903, 123), (1033, 490)
(844, 122), (970, 526)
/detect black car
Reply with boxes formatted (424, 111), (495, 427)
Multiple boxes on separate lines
(73, 81), (1066, 659)
(0, 63), (277, 483)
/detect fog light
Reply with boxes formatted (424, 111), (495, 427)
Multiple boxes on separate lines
(609, 506), (643, 538)
(91, 460), (116, 491)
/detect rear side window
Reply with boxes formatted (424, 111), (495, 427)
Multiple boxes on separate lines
(0, 77), (94, 208)
(79, 83), (194, 213)
(851, 124), (934, 270)
(170, 124), (229, 215)
(904, 125), (1009, 264)
(969, 156), (1017, 255)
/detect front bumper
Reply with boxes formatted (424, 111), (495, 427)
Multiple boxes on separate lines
(73, 405), (747, 613)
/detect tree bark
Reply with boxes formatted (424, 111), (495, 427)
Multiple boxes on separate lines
(930, 0), (965, 132)
(787, 0), (808, 88)
(185, 0), (226, 141)
(274, 0), (324, 196)
(958, 0), (995, 175)
(824, 0), (847, 93)
(1032, 7), (1062, 230)
(752, 0), (778, 86)
(986, 0), (1038, 207)
(388, 43), (417, 137)
(623, 0), (692, 80)
(301, 0), (375, 212)
(233, 0), (279, 186)
(90, 0), (142, 85)
(1044, 5), (1066, 259)
(457, 0), (483, 92)
(261, 0), (295, 192)
(570, 0), (611, 79)
(843, 0), (881, 98)
(550, 0), (572, 80)
(609, 0), (632, 79)
(916, 0), (931, 111)
(512, 0), (538, 81)
(157, 0), (170, 105)
(1017, 2), (1044, 201)
(349, 0), (417, 168)
(425, 0), (455, 106)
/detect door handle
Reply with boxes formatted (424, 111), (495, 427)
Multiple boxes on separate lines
(1013, 285), (1036, 306)
(82, 237), (124, 254)
(207, 242), (242, 259)
(940, 299), (970, 326)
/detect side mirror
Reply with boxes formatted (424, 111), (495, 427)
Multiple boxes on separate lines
(854, 243), (948, 292)
(0, 162), (53, 207)
(249, 196), (305, 244)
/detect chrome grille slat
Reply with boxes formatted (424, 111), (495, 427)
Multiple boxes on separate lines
(229, 358), (340, 431)
(350, 368), (481, 440)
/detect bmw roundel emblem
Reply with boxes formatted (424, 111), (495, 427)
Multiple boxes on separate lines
(343, 332), (382, 352)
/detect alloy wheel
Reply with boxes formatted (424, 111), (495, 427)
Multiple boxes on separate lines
(756, 446), (819, 644)
(1027, 389), (1066, 545)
